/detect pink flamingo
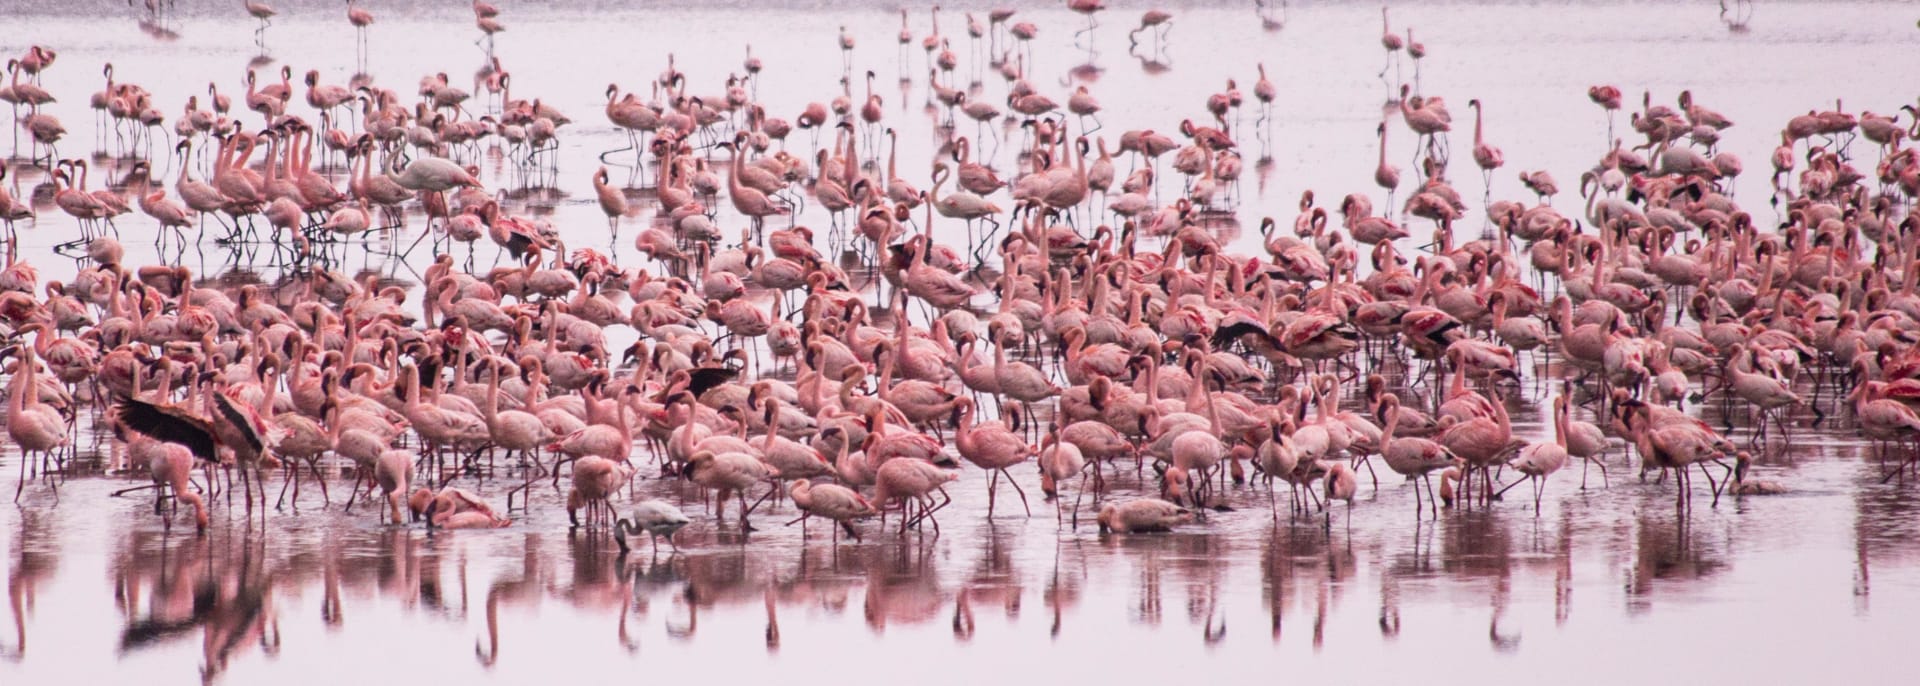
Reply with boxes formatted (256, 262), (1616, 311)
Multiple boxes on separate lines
(1096, 498), (1193, 533)
(953, 397), (1033, 517)
(872, 457), (959, 534)
(1499, 398), (1570, 514)
(1378, 395), (1456, 516)
(787, 478), (876, 543)
(685, 449), (773, 530)
(7, 345), (69, 501)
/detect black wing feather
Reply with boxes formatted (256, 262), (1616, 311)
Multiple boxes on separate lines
(113, 397), (219, 463)
(212, 393), (264, 455)
(1423, 320), (1464, 346)
(1211, 320), (1282, 350)
(687, 366), (738, 399)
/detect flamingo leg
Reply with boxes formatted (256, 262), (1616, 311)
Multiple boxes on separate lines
(1001, 468), (1032, 516)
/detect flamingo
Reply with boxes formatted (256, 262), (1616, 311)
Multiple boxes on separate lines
(5, 344), (70, 501)
(374, 449), (415, 524)
(1322, 461), (1358, 534)
(1377, 395), (1456, 516)
(787, 478), (876, 543)
(418, 487), (511, 529)
(1374, 123), (1400, 210)
(872, 457), (958, 534)
(146, 441), (209, 532)
(1128, 10), (1173, 47)
(245, 0), (276, 40)
(347, 0), (375, 56)
(685, 449), (774, 530)
(953, 397), (1033, 517)
(1377, 7), (1404, 96)
(1500, 398), (1571, 514)
(1095, 498), (1194, 533)
(1590, 84), (1623, 142)
(1468, 99), (1505, 191)
(592, 166), (626, 237)
(1559, 390), (1611, 488)
(566, 455), (632, 529)
(614, 500), (694, 554)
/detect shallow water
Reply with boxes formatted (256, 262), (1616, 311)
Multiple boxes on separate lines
(5, 1), (1920, 684)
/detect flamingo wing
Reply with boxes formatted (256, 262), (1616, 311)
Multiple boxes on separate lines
(687, 366), (739, 399)
(1211, 319), (1281, 351)
(112, 397), (220, 463)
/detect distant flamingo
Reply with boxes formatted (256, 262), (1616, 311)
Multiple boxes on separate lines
(1377, 7), (1404, 97)
(347, 0), (375, 56)
(1589, 84), (1623, 144)
(245, 0), (276, 41)
(1374, 122), (1400, 210)
(593, 166), (626, 237)
(1468, 99), (1505, 191)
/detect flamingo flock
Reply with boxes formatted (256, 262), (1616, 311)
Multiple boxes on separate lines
(0, 1), (1917, 559)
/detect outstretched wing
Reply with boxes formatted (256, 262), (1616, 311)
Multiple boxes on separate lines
(113, 397), (219, 463)
(211, 392), (265, 455)
(687, 366), (738, 399)
(1211, 319), (1281, 351)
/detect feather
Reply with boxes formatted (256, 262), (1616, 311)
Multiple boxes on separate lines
(687, 366), (737, 399)
(212, 392), (266, 455)
(112, 396), (220, 463)
(1211, 320), (1282, 350)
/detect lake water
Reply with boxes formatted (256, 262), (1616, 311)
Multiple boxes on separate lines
(4, 1), (1920, 684)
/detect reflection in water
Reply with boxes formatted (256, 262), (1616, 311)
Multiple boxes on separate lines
(1378, 553), (1401, 640)
(4, 511), (55, 662)
(1626, 513), (1727, 617)
(1553, 509), (1573, 627)
(1, 473), (1915, 682)
(864, 544), (944, 633)
(1256, 0), (1288, 34)
(1720, 0), (1755, 34)
(112, 530), (278, 682)
(474, 538), (542, 667)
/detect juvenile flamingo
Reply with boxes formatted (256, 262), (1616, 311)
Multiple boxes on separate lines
(614, 500), (694, 554)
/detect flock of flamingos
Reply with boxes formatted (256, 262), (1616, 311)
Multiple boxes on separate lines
(1, 0), (1918, 555)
